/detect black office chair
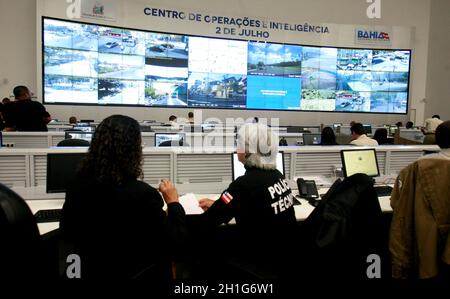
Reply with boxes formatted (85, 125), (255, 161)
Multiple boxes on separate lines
(299, 174), (387, 280)
(0, 183), (42, 278)
(57, 139), (90, 147)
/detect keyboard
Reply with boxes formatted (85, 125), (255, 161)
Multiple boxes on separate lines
(34, 209), (62, 223)
(374, 185), (393, 197)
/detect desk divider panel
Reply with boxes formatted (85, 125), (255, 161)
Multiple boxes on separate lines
(295, 151), (342, 177)
(2, 135), (50, 148)
(0, 155), (29, 188)
(284, 152), (292, 179)
(376, 151), (387, 174)
(175, 153), (232, 184)
(142, 153), (173, 187)
(51, 136), (66, 147)
(389, 151), (425, 174)
(31, 155), (47, 187)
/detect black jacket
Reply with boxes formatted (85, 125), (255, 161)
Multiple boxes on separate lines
(300, 174), (385, 279)
(202, 167), (297, 265)
(60, 174), (187, 279)
(4, 100), (48, 131)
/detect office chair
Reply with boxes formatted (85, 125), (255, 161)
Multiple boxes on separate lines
(299, 174), (387, 280)
(158, 139), (187, 147)
(57, 139), (90, 147)
(0, 182), (42, 278)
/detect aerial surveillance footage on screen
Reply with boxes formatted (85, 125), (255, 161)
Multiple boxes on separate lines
(42, 17), (411, 114)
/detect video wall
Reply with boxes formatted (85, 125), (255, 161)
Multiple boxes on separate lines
(43, 17), (411, 114)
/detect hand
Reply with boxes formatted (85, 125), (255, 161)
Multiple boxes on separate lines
(199, 198), (214, 212)
(159, 179), (179, 204)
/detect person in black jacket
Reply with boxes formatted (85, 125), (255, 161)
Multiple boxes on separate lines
(198, 123), (297, 278)
(60, 115), (186, 280)
(3, 86), (50, 131)
(320, 126), (339, 145)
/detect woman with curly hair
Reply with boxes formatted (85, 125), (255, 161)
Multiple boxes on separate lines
(60, 115), (186, 280)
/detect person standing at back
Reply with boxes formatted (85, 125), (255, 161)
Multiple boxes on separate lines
(422, 115), (443, 134)
(349, 123), (379, 146)
(422, 115), (443, 145)
(5, 86), (49, 131)
(187, 112), (194, 124)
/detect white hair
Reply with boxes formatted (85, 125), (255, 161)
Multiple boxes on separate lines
(237, 123), (279, 170)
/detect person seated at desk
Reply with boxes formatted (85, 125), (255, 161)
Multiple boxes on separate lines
(422, 115), (443, 145)
(197, 123), (297, 277)
(168, 115), (180, 129)
(419, 121), (450, 161)
(69, 116), (77, 125)
(349, 123), (378, 146)
(60, 115), (187, 280)
(372, 128), (389, 145)
(389, 133), (450, 279)
(320, 126), (338, 145)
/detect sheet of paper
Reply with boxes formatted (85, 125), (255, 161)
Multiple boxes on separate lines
(179, 193), (204, 215)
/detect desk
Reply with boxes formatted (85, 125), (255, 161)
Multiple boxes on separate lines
(19, 188), (393, 236)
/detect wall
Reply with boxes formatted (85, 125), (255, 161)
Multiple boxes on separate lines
(1, 0), (433, 125)
(425, 0), (450, 122)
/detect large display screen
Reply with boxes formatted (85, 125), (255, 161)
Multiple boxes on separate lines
(43, 17), (411, 114)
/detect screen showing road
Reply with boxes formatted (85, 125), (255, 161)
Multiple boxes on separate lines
(43, 17), (411, 114)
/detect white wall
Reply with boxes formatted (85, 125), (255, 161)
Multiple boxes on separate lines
(425, 0), (450, 122)
(1, 0), (433, 125)
(0, 0), (37, 99)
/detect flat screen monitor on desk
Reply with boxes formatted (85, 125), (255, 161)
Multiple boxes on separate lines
(73, 125), (94, 132)
(232, 152), (285, 181)
(46, 153), (86, 193)
(65, 131), (94, 142)
(340, 149), (380, 178)
(389, 126), (397, 136)
(303, 133), (322, 145)
(363, 124), (372, 135)
(155, 133), (185, 147)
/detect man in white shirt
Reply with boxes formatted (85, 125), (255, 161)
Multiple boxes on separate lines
(420, 121), (450, 161)
(349, 123), (379, 146)
(422, 115), (443, 134)
(168, 115), (180, 129)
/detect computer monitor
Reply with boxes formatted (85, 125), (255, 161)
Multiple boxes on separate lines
(46, 153), (86, 193)
(73, 125), (94, 132)
(232, 152), (285, 181)
(65, 131), (94, 142)
(154, 133), (185, 147)
(80, 119), (94, 124)
(363, 124), (372, 135)
(340, 149), (380, 178)
(389, 126), (397, 135)
(303, 133), (322, 145)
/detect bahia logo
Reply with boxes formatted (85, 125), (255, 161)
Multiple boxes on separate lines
(357, 30), (390, 41)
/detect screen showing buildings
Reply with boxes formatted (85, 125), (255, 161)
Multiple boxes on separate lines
(43, 17), (411, 114)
